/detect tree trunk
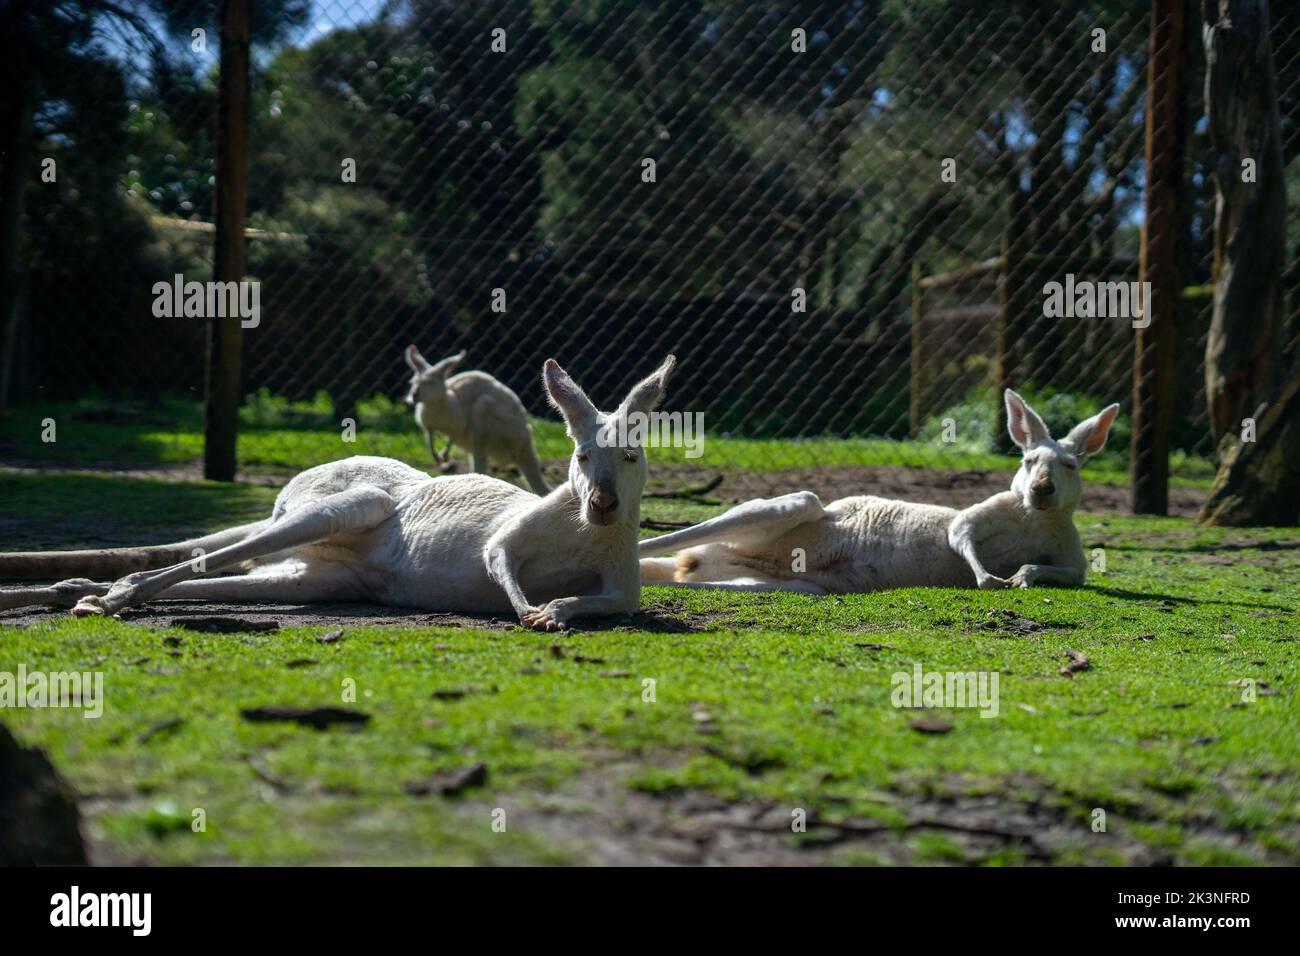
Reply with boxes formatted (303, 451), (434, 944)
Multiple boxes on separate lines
(0, 77), (36, 414)
(1202, 0), (1286, 445)
(1199, 374), (1300, 524)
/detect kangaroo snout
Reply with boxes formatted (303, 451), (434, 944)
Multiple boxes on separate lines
(1030, 478), (1055, 509)
(587, 485), (619, 524)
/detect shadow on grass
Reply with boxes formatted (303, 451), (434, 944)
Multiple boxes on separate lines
(1087, 585), (1292, 611)
(104, 602), (717, 633)
(567, 608), (713, 634)
(0, 472), (277, 550)
(1104, 541), (1300, 553)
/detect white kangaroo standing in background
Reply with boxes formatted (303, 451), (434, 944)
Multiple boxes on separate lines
(0, 357), (676, 632)
(640, 390), (1119, 594)
(404, 346), (550, 495)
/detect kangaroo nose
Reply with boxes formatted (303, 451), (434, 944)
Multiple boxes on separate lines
(1034, 480), (1055, 496)
(590, 488), (619, 513)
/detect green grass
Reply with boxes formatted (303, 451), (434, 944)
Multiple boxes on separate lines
(0, 396), (1215, 487)
(0, 472), (1296, 865)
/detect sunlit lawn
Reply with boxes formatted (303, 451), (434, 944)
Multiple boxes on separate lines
(0, 471), (1294, 865)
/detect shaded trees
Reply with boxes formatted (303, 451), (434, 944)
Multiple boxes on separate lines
(1199, 0), (1296, 526)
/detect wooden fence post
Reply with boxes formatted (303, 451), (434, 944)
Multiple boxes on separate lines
(204, 0), (251, 481)
(1132, 0), (1188, 514)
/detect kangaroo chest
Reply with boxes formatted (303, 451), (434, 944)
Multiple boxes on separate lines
(978, 521), (1074, 577)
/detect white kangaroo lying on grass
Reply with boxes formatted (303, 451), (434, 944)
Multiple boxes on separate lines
(640, 390), (1119, 594)
(0, 356), (676, 632)
(404, 346), (550, 495)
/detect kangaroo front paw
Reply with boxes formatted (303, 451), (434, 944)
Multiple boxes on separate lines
(978, 574), (1010, 590)
(1008, 565), (1038, 588)
(521, 601), (571, 632)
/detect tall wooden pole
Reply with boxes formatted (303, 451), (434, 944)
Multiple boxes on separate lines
(1132, 0), (1188, 514)
(204, 0), (251, 481)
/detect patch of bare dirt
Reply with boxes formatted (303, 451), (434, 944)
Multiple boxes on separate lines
(652, 463), (1203, 516)
(0, 599), (730, 632)
(456, 761), (1204, 866)
(0, 600), (520, 630)
(0, 462), (285, 486)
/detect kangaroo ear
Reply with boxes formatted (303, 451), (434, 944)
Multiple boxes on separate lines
(543, 359), (598, 435)
(1062, 403), (1120, 458)
(431, 350), (466, 376)
(1005, 389), (1050, 450)
(405, 345), (430, 372)
(618, 354), (676, 420)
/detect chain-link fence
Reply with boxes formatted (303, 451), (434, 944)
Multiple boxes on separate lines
(5, 1), (1300, 508)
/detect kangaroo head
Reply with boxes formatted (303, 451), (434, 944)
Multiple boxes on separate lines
(543, 355), (676, 528)
(1005, 389), (1119, 515)
(404, 346), (465, 407)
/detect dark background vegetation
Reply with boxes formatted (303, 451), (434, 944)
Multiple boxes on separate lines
(3, 0), (1300, 456)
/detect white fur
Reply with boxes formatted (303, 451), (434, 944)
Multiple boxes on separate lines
(638, 390), (1120, 593)
(404, 346), (549, 495)
(0, 357), (676, 632)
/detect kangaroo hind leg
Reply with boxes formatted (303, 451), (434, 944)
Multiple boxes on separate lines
(638, 492), (825, 557)
(71, 486), (394, 617)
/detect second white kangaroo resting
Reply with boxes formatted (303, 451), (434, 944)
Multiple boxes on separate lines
(0, 357), (676, 631)
(639, 390), (1119, 593)
(404, 346), (550, 495)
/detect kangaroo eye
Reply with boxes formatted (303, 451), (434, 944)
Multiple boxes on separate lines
(624, 451), (639, 463)
(576, 452), (589, 462)
(1063, 461), (1078, 470)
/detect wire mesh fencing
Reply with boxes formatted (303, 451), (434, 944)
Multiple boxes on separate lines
(6, 0), (1300, 506)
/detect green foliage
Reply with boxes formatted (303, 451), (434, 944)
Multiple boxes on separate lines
(122, 57), (217, 220)
(9, 0), (1285, 468)
(239, 389), (337, 430)
(922, 385), (1132, 459)
(240, 389), (414, 433)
